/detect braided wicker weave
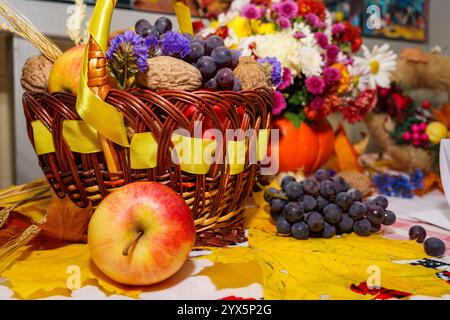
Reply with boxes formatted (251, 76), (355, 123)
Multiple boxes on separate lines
(23, 87), (272, 246)
(22, 1), (273, 246)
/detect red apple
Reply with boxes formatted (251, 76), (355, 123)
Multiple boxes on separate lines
(88, 182), (196, 286)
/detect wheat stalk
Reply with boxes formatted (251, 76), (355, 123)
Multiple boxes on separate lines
(0, 225), (41, 269)
(0, 0), (62, 61)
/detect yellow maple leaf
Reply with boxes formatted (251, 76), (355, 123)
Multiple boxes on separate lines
(1, 239), (142, 299)
(200, 229), (450, 300)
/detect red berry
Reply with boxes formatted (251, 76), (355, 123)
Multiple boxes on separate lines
(403, 131), (411, 141)
(422, 101), (431, 109)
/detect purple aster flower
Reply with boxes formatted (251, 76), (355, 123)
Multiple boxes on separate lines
(106, 30), (151, 73)
(106, 30), (153, 88)
(258, 56), (283, 87)
(159, 31), (191, 58)
(293, 31), (306, 39)
(278, 68), (293, 90)
(326, 44), (340, 63)
(310, 96), (324, 110)
(305, 76), (325, 95)
(323, 67), (341, 84)
(242, 4), (261, 20)
(277, 16), (292, 30)
(315, 21), (327, 29)
(314, 32), (328, 49)
(332, 23), (345, 35)
(274, 0), (298, 19)
(273, 91), (287, 115)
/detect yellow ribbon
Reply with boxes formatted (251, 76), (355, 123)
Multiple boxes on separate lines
(75, 0), (129, 147)
(227, 140), (247, 175)
(173, 1), (194, 34)
(130, 133), (158, 169)
(31, 120), (55, 155)
(257, 129), (270, 161)
(172, 133), (217, 174)
(62, 120), (102, 153)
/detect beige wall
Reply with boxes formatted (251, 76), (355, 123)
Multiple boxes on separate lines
(0, 34), (13, 188)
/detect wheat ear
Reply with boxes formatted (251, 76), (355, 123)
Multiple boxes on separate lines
(0, 1), (62, 61)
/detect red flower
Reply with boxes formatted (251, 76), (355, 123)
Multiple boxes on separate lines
(297, 0), (326, 21)
(341, 89), (378, 124)
(337, 22), (363, 53)
(193, 20), (205, 34)
(391, 92), (411, 112)
(305, 94), (342, 121)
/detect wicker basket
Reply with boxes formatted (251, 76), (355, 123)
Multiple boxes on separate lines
(22, 2), (273, 246)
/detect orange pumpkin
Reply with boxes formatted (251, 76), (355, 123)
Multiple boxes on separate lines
(273, 117), (335, 174)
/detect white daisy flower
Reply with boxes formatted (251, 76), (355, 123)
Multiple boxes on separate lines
(354, 44), (397, 89)
(348, 62), (371, 92)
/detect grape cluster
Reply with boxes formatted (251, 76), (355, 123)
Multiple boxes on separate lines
(409, 225), (446, 257)
(264, 169), (398, 240)
(189, 36), (241, 91)
(135, 18), (241, 91)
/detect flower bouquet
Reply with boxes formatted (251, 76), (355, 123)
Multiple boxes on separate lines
(364, 47), (450, 174)
(199, 0), (373, 174)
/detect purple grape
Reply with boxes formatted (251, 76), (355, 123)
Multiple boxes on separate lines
(135, 19), (152, 36)
(320, 180), (336, 201)
(283, 202), (304, 224)
(232, 78), (242, 92)
(301, 195), (317, 213)
(204, 77), (218, 90)
(370, 223), (381, 234)
(306, 212), (324, 233)
(353, 219), (372, 237)
(216, 68), (235, 89)
(322, 223), (336, 239)
(281, 175), (296, 191)
(316, 196), (329, 212)
(182, 32), (194, 41)
(409, 225), (426, 243)
(285, 181), (303, 200)
(191, 39), (205, 49)
(366, 205), (385, 225)
(196, 56), (217, 80)
(231, 50), (241, 69)
(424, 237), (446, 257)
(372, 196), (389, 209)
(188, 41), (205, 63)
(276, 216), (291, 235)
(302, 179), (320, 197)
(270, 208), (281, 221)
(205, 35), (225, 55)
(155, 17), (172, 35)
(332, 175), (350, 193)
(270, 198), (287, 214)
(338, 214), (353, 233)
(323, 203), (342, 225)
(291, 222), (309, 240)
(348, 188), (362, 202)
(315, 169), (331, 181)
(211, 46), (233, 67)
(382, 210), (396, 226)
(335, 192), (353, 211)
(348, 201), (367, 220)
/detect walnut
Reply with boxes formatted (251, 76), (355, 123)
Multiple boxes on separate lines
(136, 56), (202, 91)
(21, 55), (53, 93)
(233, 56), (270, 91)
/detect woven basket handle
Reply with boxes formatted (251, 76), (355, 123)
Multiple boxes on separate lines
(85, 0), (118, 173)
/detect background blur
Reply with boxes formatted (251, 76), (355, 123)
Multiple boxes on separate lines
(1, 0), (450, 187)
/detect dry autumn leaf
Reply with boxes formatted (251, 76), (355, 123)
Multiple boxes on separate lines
(334, 123), (364, 173)
(40, 195), (93, 243)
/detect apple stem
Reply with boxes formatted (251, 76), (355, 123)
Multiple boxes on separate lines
(122, 231), (144, 256)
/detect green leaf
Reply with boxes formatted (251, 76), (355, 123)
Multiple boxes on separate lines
(284, 111), (305, 128)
